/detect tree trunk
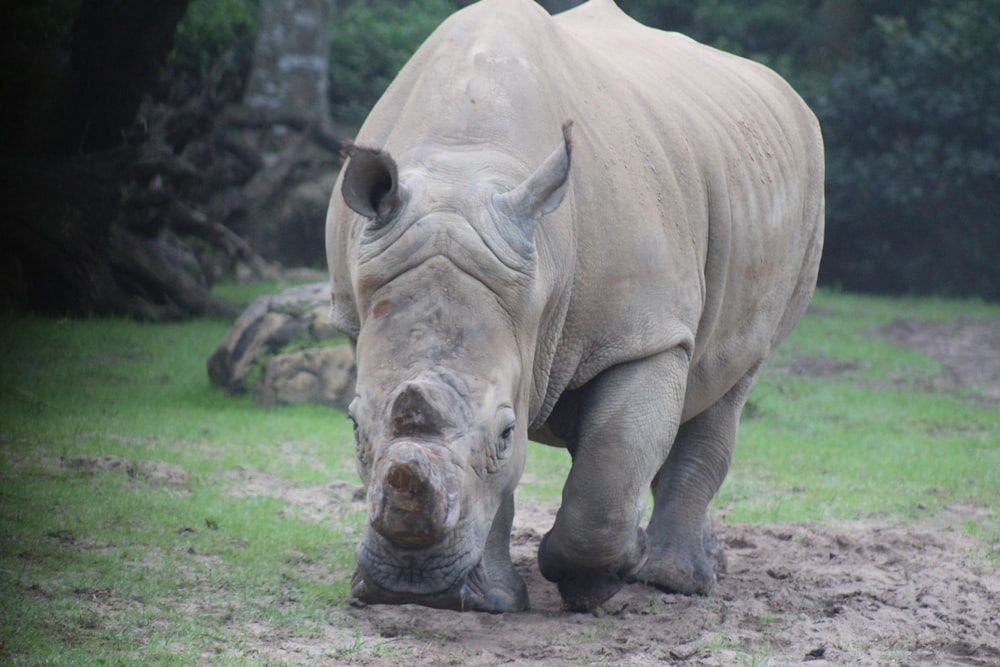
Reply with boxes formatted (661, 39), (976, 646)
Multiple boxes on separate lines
(1, 153), (122, 316)
(233, 0), (339, 267)
(243, 0), (334, 125)
(0, 151), (240, 319)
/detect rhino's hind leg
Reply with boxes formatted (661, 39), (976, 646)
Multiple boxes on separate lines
(630, 368), (758, 595)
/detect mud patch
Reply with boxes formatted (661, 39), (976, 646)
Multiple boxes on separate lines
(220, 468), (364, 523)
(771, 356), (860, 379)
(6, 453), (190, 488)
(250, 506), (998, 666)
(879, 317), (1000, 403)
(64, 455), (190, 487)
(789, 356), (859, 378)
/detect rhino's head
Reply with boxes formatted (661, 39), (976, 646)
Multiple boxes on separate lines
(332, 123), (572, 612)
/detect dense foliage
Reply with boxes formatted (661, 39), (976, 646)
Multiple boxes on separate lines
(327, 0), (456, 125)
(814, 2), (1000, 298)
(169, 0), (257, 80)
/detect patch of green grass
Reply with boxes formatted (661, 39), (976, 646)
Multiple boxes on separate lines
(719, 289), (1000, 525)
(2, 468), (352, 661)
(703, 634), (775, 667)
(0, 316), (356, 482)
(520, 442), (572, 504)
(0, 314), (359, 663)
(1, 464), (356, 663)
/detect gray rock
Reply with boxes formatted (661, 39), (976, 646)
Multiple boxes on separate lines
(254, 345), (355, 408)
(208, 281), (355, 407)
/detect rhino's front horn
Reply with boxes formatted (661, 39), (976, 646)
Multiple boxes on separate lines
(370, 441), (457, 547)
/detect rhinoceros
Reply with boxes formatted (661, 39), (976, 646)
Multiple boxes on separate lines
(325, 0), (823, 613)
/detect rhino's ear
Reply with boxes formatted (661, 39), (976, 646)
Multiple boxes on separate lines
(341, 145), (401, 223)
(492, 120), (573, 237)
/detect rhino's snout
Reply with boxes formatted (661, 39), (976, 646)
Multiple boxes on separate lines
(370, 441), (459, 548)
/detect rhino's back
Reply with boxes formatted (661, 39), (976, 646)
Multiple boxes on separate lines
(548, 0), (825, 415)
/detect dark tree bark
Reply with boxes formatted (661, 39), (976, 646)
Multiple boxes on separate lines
(0, 0), (345, 320)
(3, 152), (128, 316)
(1, 150), (241, 319)
(0, 0), (232, 320)
(47, 0), (191, 155)
(0, 0), (243, 320)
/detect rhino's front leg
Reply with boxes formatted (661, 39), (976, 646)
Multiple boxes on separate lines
(471, 492), (529, 612)
(538, 347), (689, 611)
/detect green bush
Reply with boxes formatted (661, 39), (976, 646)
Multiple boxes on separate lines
(170, 0), (258, 74)
(328, 0), (457, 126)
(1, 0), (81, 46)
(167, 0), (258, 106)
(815, 0), (1000, 298)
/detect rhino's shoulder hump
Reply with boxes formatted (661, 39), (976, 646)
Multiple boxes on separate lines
(556, 0), (646, 29)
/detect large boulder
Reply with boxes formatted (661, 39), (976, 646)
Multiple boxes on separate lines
(254, 345), (356, 408)
(208, 281), (355, 408)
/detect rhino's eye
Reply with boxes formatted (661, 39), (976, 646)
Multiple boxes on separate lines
(347, 398), (360, 433)
(491, 407), (516, 468)
(498, 422), (515, 457)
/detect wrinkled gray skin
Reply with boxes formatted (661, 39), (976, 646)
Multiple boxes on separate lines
(325, 0), (824, 613)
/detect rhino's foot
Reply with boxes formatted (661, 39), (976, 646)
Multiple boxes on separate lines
(455, 554), (529, 613)
(537, 528), (647, 612)
(628, 519), (726, 595)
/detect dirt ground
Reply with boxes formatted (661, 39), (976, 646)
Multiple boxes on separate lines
(267, 501), (993, 667)
(237, 317), (998, 667)
(359, 514), (997, 667)
(879, 317), (1000, 404)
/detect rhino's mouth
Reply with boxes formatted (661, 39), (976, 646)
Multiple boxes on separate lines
(351, 561), (495, 612)
(351, 529), (490, 610)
